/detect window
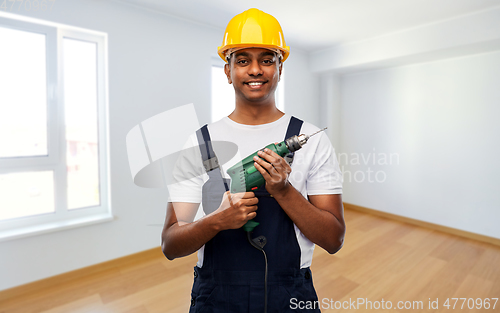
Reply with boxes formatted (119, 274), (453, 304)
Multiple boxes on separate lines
(211, 58), (285, 122)
(0, 13), (111, 241)
(211, 62), (234, 122)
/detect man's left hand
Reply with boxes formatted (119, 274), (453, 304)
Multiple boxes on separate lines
(253, 145), (291, 196)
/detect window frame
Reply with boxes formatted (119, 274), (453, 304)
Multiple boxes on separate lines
(0, 13), (112, 241)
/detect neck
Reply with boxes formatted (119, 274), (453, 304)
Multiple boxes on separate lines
(228, 101), (284, 125)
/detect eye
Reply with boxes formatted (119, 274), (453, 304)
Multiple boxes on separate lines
(262, 59), (274, 64)
(236, 59), (248, 65)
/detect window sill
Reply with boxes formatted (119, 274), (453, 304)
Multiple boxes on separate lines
(0, 213), (115, 242)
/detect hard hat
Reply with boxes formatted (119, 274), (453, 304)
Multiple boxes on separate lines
(218, 8), (290, 62)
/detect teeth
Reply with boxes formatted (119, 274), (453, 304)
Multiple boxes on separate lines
(248, 82), (263, 86)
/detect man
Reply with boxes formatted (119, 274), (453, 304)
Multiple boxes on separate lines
(162, 8), (345, 312)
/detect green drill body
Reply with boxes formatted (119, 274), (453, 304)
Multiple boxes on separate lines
(226, 128), (326, 232)
(227, 141), (290, 194)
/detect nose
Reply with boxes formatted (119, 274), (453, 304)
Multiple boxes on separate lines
(247, 60), (263, 76)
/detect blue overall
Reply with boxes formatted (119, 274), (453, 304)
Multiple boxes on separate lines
(190, 117), (320, 313)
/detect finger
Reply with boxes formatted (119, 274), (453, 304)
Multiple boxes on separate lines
(253, 155), (274, 172)
(232, 192), (248, 204)
(263, 158), (283, 177)
(257, 149), (278, 164)
(247, 205), (258, 212)
(258, 149), (286, 174)
(247, 212), (257, 220)
(265, 147), (282, 159)
(280, 161), (292, 174)
(270, 156), (291, 177)
(266, 149), (289, 168)
(270, 159), (284, 172)
(227, 191), (235, 207)
(262, 148), (286, 164)
(254, 161), (272, 180)
(232, 191), (254, 199)
(245, 197), (259, 206)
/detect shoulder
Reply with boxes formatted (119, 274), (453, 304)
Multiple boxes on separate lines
(191, 118), (228, 142)
(205, 117), (234, 134)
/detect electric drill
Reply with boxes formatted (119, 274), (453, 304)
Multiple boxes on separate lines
(226, 127), (327, 232)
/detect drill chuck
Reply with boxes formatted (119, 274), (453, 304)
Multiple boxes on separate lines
(285, 127), (327, 153)
(285, 134), (309, 152)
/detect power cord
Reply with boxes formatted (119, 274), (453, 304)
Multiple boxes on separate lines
(246, 231), (268, 313)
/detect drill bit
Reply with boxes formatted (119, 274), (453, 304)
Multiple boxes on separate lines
(286, 127), (328, 152)
(307, 127), (327, 139)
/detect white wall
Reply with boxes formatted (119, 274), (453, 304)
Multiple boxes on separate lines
(318, 73), (341, 150)
(340, 51), (500, 239)
(310, 5), (500, 241)
(0, 0), (318, 291)
(283, 48), (320, 126)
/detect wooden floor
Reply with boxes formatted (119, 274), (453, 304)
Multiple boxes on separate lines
(1, 209), (499, 312)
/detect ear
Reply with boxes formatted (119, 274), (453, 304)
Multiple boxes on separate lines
(278, 61), (283, 82)
(224, 63), (232, 84)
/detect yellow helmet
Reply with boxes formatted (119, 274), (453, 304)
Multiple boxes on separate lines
(218, 8), (290, 62)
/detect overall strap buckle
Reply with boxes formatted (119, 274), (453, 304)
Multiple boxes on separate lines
(203, 156), (219, 172)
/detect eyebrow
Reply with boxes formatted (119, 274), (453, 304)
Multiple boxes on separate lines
(233, 51), (276, 58)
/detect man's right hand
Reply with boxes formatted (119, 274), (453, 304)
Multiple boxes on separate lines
(162, 192), (258, 260)
(213, 191), (259, 230)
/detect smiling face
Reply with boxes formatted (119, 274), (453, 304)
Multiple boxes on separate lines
(224, 48), (282, 106)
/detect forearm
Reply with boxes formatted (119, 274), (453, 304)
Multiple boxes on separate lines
(273, 186), (345, 254)
(161, 204), (221, 260)
(162, 193), (259, 260)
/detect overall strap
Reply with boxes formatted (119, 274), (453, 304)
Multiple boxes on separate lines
(284, 116), (303, 164)
(285, 116), (303, 140)
(196, 125), (229, 191)
(196, 125), (218, 172)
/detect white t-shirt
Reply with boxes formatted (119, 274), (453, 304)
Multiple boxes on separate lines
(167, 114), (343, 268)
